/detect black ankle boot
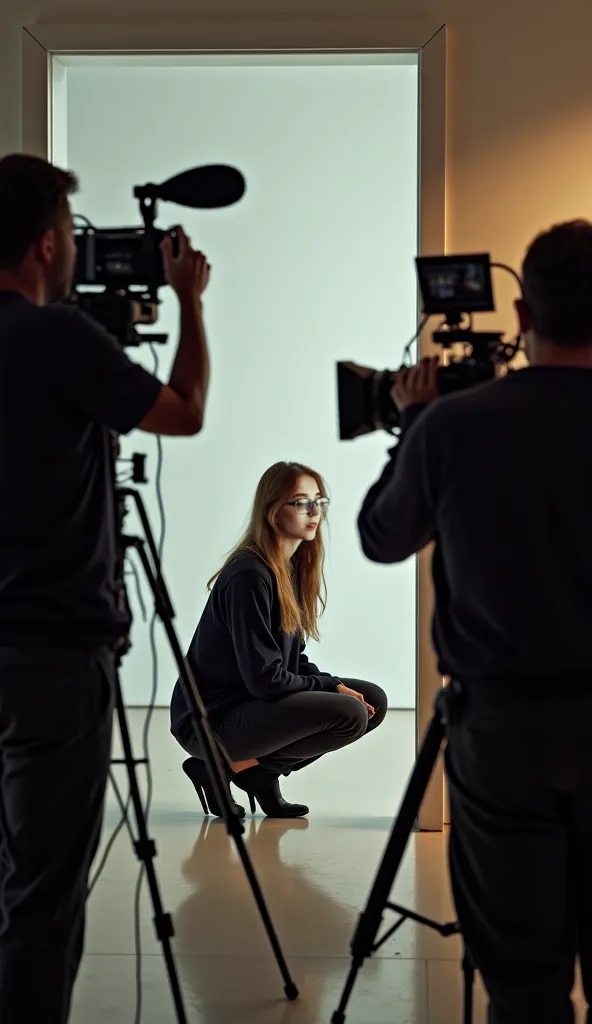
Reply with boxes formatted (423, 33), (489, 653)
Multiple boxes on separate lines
(232, 766), (309, 818)
(182, 758), (245, 818)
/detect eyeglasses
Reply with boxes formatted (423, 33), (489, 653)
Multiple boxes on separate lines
(285, 498), (330, 516)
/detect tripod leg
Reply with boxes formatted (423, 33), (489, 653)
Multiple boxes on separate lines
(462, 950), (475, 1024)
(232, 836), (298, 1000)
(331, 959), (363, 1024)
(332, 707), (446, 1024)
(114, 678), (188, 1024)
(130, 526), (299, 1001)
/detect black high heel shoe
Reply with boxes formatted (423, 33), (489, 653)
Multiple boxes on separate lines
(182, 758), (245, 818)
(232, 766), (309, 818)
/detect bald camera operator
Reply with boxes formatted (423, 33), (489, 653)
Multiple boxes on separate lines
(358, 221), (592, 1024)
(0, 153), (211, 1024)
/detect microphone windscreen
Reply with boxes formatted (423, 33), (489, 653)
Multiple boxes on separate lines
(159, 165), (246, 209)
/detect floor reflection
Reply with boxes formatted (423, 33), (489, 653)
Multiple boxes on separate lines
(175, 817), (395, 1021)
(70, 710), (487, 1023)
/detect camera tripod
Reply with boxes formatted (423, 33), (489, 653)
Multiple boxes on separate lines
(109, 476), (299, 1023)
(332, 685), (475, 1024)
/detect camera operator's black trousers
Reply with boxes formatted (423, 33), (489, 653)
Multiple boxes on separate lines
(178, 679), (388, 774)
(446, 678), (592, 1024)
(0, 647), (114, 1024)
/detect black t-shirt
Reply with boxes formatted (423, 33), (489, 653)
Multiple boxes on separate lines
(358, 367), (592, 682)
(0, 291), (162, 646)
(170, 551), (338, 741)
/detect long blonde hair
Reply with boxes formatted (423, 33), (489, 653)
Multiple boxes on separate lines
(208, 462), (328, 640)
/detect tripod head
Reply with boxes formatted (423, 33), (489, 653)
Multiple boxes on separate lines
(110, 432), (174, 662)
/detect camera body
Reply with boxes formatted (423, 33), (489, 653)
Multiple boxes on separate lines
(71, 221), (179, 346)
(337, 253), (521, 440)
(74, 225), (178, 295)
(71, 224), (178, 346)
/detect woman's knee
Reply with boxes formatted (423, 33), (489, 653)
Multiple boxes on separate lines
(332, 695), (371, 739)
(365, 683), (389, 727)
(342, 680), (388, 729)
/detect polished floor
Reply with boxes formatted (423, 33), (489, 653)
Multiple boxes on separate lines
(70, 709), (586, 1023)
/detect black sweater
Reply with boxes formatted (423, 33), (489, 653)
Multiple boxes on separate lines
(358, 367), (592, 682)
(170, 552), (338, 741)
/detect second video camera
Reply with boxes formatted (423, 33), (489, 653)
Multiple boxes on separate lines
(337, 253), (521, 440)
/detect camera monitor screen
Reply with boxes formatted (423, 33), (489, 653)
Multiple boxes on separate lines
(415, 253), (494, 317)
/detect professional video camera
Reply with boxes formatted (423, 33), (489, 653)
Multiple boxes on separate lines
(337, 253), (521, 440)
(69, 164), (246, 346)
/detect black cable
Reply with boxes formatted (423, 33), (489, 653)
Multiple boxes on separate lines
(490, 262), (523, 359)
(142, 344), (166, 815)
(133, 344), (166, 1024)
(87, 768), (136, 895)
(402, 315), (429, 365)
(73, 214), (96, 229)
(86, 523), (149, 899)
(110, 769), (135, 833)
(104, 770), (145, 1024)
(95, 764), (145, 1024)
(490, 261), (523, 291)
(88, 775), (132, 897)
(133, 865), (145, 1024)
(87, 495), (145, 902)
(125, 559), (148, 622)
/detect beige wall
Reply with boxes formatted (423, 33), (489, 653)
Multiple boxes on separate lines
(4, 0), (592, 333)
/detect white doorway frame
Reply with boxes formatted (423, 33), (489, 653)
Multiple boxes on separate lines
(21, 17), (447, 831)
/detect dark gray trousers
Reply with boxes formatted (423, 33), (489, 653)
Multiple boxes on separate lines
(180, 679), (388, 774)
(446, 678), (592, 1024)
(0, 647), (114, 1024)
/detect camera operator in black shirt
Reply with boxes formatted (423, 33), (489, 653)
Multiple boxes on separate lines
(0, 153), (212, 1024)
(358, 220), (592, 1024)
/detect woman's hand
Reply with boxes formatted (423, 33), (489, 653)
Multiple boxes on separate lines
(336, 683), (375, 717)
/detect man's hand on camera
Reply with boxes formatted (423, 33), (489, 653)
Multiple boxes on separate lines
(160, 226), (211, 302)
(392, 355), (440, 412)
(335, 682), (375, 717)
